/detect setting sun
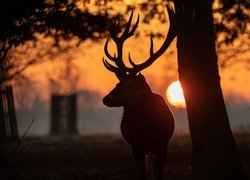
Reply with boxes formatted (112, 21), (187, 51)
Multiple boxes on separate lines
(166, 81), (186, 108)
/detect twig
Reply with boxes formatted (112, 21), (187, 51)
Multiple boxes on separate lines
(3, 115), (36, 160)
(14, 115), (36, 153)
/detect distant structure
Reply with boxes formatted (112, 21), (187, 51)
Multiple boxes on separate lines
(48, 59), (79, 135)
(50, 93), (77, 134)
(0, 86), (19, 141)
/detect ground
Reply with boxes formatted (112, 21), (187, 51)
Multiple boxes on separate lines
(1, 134), (250, 180)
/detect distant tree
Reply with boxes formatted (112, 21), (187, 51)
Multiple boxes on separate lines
(48, 58), (80, 95)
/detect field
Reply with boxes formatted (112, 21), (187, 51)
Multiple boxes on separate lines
(1, 134), (250, 180)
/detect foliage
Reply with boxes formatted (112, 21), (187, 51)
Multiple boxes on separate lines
(0, 0), (249, 83)
(0, 0), (126, 84)
(134, 0), (250, 69)
(133, 0), (250, 44)
(214, 0), (250, 46)
(0, 0), (124, 46)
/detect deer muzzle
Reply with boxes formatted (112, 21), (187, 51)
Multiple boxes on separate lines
(103, 96), (120, 107)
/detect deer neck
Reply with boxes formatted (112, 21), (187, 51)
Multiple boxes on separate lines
(124, 92), (152, 114)
(123, 82), (152, 112)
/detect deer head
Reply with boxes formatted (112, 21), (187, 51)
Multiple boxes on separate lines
(103, 6), (177, 107)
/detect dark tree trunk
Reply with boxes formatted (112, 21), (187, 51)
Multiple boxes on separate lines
(0, 85), (18, 141)
(174, 0), (248, 179)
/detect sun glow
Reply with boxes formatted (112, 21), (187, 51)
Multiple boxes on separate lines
(166, 81), (186, 108)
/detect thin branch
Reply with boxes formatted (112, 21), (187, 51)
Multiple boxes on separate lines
(14, 115), (36, 152)
(1, 45), (73, 84)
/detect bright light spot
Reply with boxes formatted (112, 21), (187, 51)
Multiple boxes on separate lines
(123, 0), (146, 5)
(166, 81), (186, 108)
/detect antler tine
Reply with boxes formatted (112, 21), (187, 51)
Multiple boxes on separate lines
(107, 18), (127, 68)
(127, 6), (177, 74)
(129, 14), (140, 36)
(110, 20), (119, 43)
(167, 6), (176, 35)
(121, 12), (140, 40)
(128, 53), (136, 67)
(128, 28), (151, 70)
(104, 10), (141, 75)
(102, 57), (120, 73)
(150, 34), (154, 55)
(104, 37), (116, 62)
(127, 34), (154, 71)
(120, 10), (134, 39)
(108, 10), (140, 70)
(109, 11), (137, 44)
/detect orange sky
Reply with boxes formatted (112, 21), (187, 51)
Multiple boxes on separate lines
(13, 1), (250, 110)
(11, 1), (250, 135)
(16, 35), (250, 110)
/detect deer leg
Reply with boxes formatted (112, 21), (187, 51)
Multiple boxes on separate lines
(133, 149), (148, 180)
(154, 147), (167, 180)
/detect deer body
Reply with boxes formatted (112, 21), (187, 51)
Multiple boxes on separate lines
(122, 94), (174, 180)
(103, 75), (174, 180)
(121, 93), (174, 154)
(102, 6), (178, 180)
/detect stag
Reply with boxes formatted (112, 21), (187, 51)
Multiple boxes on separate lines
(103, 6), (177, 180)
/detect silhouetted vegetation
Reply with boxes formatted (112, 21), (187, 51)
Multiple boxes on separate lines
(0, 0), (126, 83)
(0, 0), (249, 83)
(0, 0), (249, 179)
(121, 0), (249, 45)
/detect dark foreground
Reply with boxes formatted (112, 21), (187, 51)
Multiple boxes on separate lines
(1, 134), (250, 180)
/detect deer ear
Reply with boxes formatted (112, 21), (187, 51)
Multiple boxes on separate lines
(115, 71), (127, 81)
(137, 72), (145, 80)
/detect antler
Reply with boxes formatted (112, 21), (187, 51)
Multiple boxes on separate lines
(103, 6), (179, 76)
(103, 10), (139, 74)
(127, 6), (177, 74)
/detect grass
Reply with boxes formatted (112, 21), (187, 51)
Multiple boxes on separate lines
(1, 134), (249, 180)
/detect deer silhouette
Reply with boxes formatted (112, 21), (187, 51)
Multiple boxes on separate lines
(103, 6), (177, 180)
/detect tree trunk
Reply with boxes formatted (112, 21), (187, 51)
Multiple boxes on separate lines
(174, 0), (248, 179)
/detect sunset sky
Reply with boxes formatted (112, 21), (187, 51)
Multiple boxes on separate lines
(12, 0), (250, 136)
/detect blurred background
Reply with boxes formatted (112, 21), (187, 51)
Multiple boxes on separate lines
(1, 0), (249, 138)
